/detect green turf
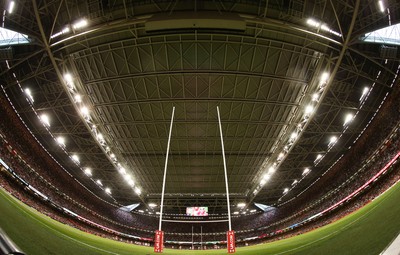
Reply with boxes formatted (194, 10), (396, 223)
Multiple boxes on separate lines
(1, 181), (400, 255)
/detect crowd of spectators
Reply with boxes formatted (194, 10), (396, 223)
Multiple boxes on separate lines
(0, 80), (400, 248)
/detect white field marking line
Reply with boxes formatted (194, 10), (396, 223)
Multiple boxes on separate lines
(380, 231), (400, 255)
(273, 184), (399, 255)
(0, 189), (120, 255)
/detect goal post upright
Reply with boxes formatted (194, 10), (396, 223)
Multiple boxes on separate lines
(154, 106), (175, 253)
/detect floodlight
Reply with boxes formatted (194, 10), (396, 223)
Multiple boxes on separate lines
(72, 154), (79, 163)
(8, 1), (15, 13)
(233, 211), (239, 215)
(378, 1), (385, 12)
(40, 114), (50, 127)
(118, 167), (126, 175)
(316, 154), (323, 160)
(84, 167), (92, 176)
(306, 18), (319, 27)
(73, 19), (88, 30)
(96, 179), (103, 186)
(312, 93), (319, 102)
(305, 105), (314, 115)
(80, 106), (89, 116)
(56, 136), (65, 146)
(320, 72), (329, 84)
(128, 179), (134, 187)
(329, 136), (338, 145)
(290, 132), (298, 140)
(283, 188), (289, 193)
(303, 168), (311, 175)
(277, 152), (284, 160)
(105, 188), (111, 194)
(237, 203), (246, 208)
(149, 203), (157, 208)
(268, 166), (276, 174)
(74, 94), (82, 103)
(135, 187), (141, 195)
(343, 113), (354, 126)
(260, 179), (266, 186)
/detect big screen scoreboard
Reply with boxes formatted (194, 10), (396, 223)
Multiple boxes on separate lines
(186, 207), (208, 216)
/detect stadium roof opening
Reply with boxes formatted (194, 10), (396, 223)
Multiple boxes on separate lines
(0, 27), (30, 46)
(361, 23), (400, 46)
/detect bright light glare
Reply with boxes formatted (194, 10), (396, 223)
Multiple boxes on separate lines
(56, 136), (65, 146)
(305, 105), (314, 115)
(84, 168), (92, 176)
(149, 203), (157, 208)
(73, 19), (88, 30)
(283, 188), (289, 193)
(96, 179), (103, 186)
(8, 1), (15, 13)
(343, 113), (354, 126)
(329, 136), (338, 145)
(135, 187), (141, 195)
(64, 73), (73, 84)
(74, 94), (82, 103)
(237, 203), (246, 208)
(320, 72), (329, 84)
(306, 18), (320, 27)
(316, 154), (323, 160)
(290, 132), (298, 140)
(105, 187), (111, 194)
(278, 152), (284, 160)
(303, 168), (311, 175)
(260, 179), (266, 186)
(268, 166), (276, 174)
(292, 179), (298, 185)
(263, 174), (271, 180)
(40, 114), (50, 127)
(378, 1), (385, 12)
(128, 179), (135, 187)
(118, 167), (126, 175)
(80, 106), (89, 116)
(72, 154), (79, 163)
(233, 211), (239, 215)
(312, 93), (319, 102)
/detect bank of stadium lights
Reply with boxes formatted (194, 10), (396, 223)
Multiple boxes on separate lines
(40, 114), (50, 127)
(50, 26), (70, 39)
(71, 154), (80, 164)
(72, 19), (88, 30)
(343, 113), (354, 126)
(237, 203), (246, 208)
(105, 187), (111, 194)
(302, 168), (311, 176)
(8, 1), (15, 14)
(84, 167), (92, 177)
(24, 88), (34, 103)
(56, 136), (66, 148)
(306, 18), (342, 37)
(378, 0), (385, 13)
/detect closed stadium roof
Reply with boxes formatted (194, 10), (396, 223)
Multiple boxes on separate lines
(1, 0), (400, 214)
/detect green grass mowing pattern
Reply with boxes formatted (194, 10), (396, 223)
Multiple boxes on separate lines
(1, 180), (400, 255)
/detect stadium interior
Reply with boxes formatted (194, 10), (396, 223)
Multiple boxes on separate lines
(0, 0), (400, 254)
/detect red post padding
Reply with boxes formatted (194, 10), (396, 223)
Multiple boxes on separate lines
(154, 230), (164, 253)
(227, 230), (236, 253)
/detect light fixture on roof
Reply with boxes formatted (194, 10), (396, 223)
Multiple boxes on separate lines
(71, 154), (80, 164)
(312, 93), (319, 102)
(343, 113), (354, 126)
(290, 132), (298, 140)
(360, 87), (369, 102)
(378, 0), (385, 12)
(110, 153), (116, 159)
(84, 167), (92, 177)
(40, 114), (50, 127)
(268, 166), (276, 175)
(233, 211), (239, 215)
(329, 136), (338, 146)
(277, 152), (284, 161)
(72, 19), (88, 30)
(237, 203), (246, 208)
(253, 189), (258, 194)
(320, 72), (329, 84)
(250, 209), (257, 213)
(105, 187), (111, 194)
(56, 136), (65, 147)
(303, 168), (311, 176)
(306, 18), (320, 28)
(8, 1), (15, 13)
(149, 203), (157, 208)
(74, 94), (82, 103)
(24, 88), (34, 103)
(316, 154), (323, 161)
(292, 179), (298, 185)
(118, 167), (126, 175)
(96, 179), (103, 186)
(80, 106), (89, 117)
(260, 179), (267, 186)
(283, 188), (289, 194)
(64, 73), (74, 89)
(305, 105), (314, 115)
(128, 179), (135, 187)
(135, 187), (141, 195)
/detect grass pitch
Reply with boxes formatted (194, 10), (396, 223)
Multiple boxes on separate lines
(1, 181), (400, 255)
